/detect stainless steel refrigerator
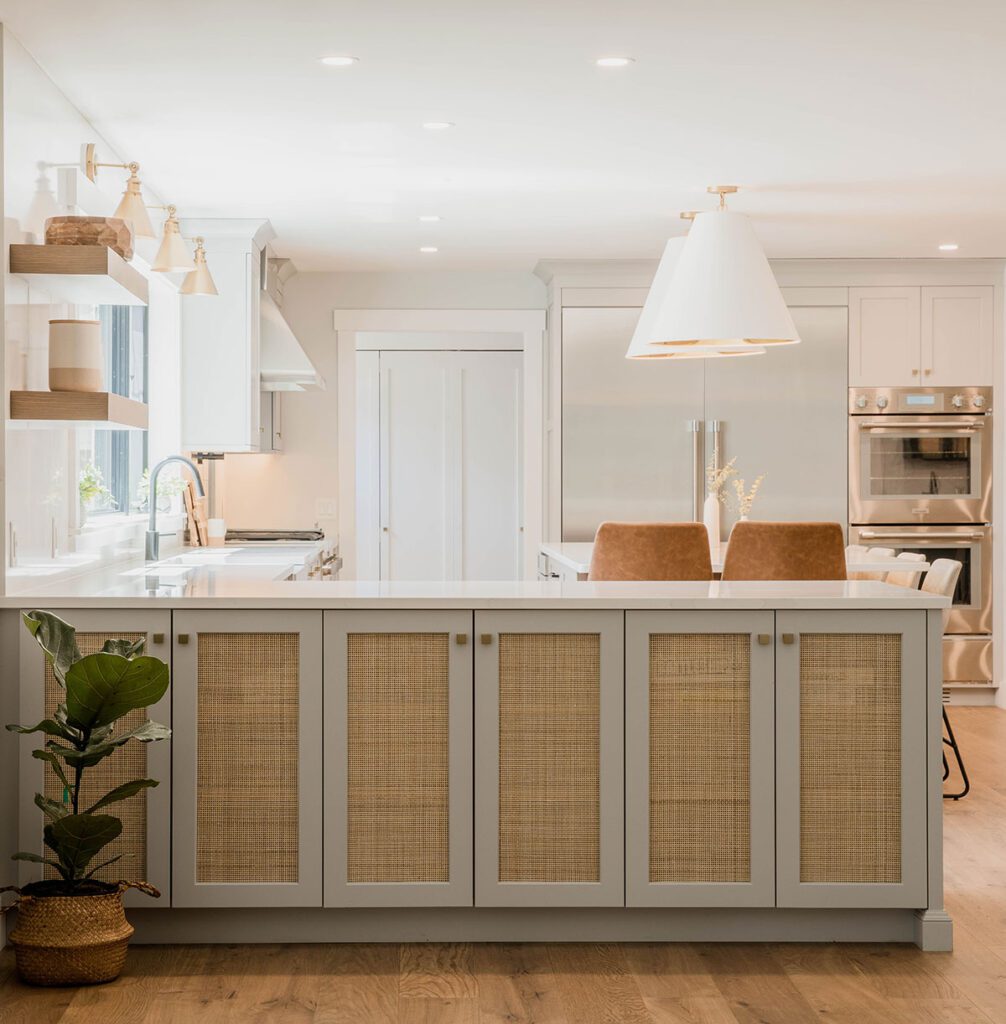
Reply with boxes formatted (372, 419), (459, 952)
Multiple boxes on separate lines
(561, 304), (849, 540)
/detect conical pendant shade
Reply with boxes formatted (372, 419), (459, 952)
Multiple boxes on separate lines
(152, 213), (195, 272)
(113, 171), (156, 239)
(648, 210), (799, 348)
(180, 241), (218, 295)
(627, 235), (772, 359)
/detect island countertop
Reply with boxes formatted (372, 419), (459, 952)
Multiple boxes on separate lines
(0, 553), (949, 610)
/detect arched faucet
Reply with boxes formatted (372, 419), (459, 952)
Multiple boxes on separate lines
(145, 456), (205, 561)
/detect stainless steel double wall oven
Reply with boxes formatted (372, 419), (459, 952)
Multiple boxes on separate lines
(849, 385), (993, 685)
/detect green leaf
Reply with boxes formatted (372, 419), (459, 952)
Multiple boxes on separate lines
(65, 653), (169, 729)
(34, 793), (69, 821)
(47, 739), (117, 770)
(6, 718), (77, 742)
(44, 815), (121, 880)
(105, 721), (171, 746)
(84, 854), (123, 879)
(31, 749), (71, 791)
(84, 779), (158, 814)
(22, 611), (80, 687)
(100, 637), (146, 659)
(12, 851), (69, 879)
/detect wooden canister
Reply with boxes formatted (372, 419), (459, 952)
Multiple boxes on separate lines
(48, 319), (104, 392)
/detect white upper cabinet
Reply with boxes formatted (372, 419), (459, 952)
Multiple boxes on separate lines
(850, 285), (994, 387)
(922, 286), (994, 386)
(180, 219), (275, 452)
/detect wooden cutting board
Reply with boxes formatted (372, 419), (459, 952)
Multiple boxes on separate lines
(183, 482), (203, 547)
(192, 489), (209, 547)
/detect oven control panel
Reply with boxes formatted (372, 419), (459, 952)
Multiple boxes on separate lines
(849, 386), (993, 414)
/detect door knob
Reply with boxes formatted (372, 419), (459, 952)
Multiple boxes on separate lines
(177, 634), (190, 645)
(456, 633), (468, 645)
(480, 634), (493, 645)
(781, 633), (795, 645)
(757, 634), (771, 645)
(152, 633), (165, 645)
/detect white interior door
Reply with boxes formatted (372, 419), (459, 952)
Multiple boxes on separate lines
(372, 349), (522, 581)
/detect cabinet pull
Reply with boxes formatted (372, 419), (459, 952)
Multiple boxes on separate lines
(912, 368), (919, 376)
(757, 634), (771, 646)
(480, 633), (493, 645)
(152, 633), (165, 645)
(781, 633), (795, 645)
(177, 634), (190, 645)
(924, 368), (932, 376)
(455, 633), (468, 645)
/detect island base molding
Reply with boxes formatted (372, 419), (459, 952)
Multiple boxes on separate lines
(121, 908), (950, 949)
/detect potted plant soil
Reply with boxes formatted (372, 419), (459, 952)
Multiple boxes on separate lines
(1, 610), (170, 986)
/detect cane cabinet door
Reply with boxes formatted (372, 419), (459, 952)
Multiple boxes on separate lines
(775, 610), (927, 908)
(324, 610), (474, 906)
(172, 610), (323, 907)
(474, 610), (624, 907)
(17, 609), (172, 907)
(625, 611), (775, 907)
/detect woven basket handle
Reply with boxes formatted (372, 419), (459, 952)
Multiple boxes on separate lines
(117, 880), (161, 899)
(0, 884), (21, 915)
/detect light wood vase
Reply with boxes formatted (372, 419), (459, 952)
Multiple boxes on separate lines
(49, 319), (103, 393)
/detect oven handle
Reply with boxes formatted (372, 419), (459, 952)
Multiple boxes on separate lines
(857, 531), (986, 541)
(857, 421), (983, 432)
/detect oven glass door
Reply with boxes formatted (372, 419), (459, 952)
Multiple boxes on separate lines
(851, 416), (989, 523)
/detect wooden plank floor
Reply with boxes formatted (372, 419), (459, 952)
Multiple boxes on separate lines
(2, 706), (1004, 1023)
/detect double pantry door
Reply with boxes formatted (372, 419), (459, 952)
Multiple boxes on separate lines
(356, 348), (524, 581)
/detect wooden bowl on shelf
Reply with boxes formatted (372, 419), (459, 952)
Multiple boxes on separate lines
(44, 216), (134, 260)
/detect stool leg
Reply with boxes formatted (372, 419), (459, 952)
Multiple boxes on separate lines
(942, 707), (970, 800)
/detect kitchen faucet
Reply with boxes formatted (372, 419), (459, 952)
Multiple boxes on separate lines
(145, 455), (205, 561)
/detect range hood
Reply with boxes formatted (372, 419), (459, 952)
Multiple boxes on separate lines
(259, 291), (325, 391)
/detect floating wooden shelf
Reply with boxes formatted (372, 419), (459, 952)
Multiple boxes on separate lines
(8, 391), (149, 430)
(9, 245), (149, 306)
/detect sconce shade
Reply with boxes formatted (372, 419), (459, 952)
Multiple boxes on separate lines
(113, 171), (156, 239)
(647, 210), (799, 348)
(180, 240), (218, 295)
(152, 213), (195, 272)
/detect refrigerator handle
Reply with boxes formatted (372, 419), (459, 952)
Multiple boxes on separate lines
(710, 419), (722, 476)
(688, 420), (704, 522)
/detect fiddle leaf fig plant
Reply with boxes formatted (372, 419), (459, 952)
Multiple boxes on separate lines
(7, 610), (171, 890)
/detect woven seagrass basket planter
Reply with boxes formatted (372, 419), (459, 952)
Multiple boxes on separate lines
(4, 881), (157, 986)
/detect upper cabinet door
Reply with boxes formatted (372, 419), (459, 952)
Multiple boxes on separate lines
(849, 287), (921, 386)
(171, 610), (323, 907)
(922, 286), (994, 386)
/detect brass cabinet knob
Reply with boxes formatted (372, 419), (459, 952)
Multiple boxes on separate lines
(757, 634), (771, 645)
(912, 368), (919, 376)
(456, 633), (468, 645)
(152, 633), (165, 645)
(781, 633), (795, 645)
(480, 634), (493, 645)
(177, 634), (190, 645)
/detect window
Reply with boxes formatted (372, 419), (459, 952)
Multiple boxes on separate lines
(77, 306), (148, 519)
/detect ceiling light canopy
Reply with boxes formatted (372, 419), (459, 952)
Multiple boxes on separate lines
(180, 237), (218, 295)
(643, 186), (799, 351)
(319, 55), (358, 66)
(596, 56), (634, 67)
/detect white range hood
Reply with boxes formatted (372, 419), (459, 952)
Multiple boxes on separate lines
(260, 291), (325, 392)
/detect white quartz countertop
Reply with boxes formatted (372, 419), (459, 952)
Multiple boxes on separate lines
(541, 541), (932, 576)
(1, 551), (949, 610)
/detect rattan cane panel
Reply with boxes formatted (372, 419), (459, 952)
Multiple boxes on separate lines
(648, 634), (751, 883)
(43, 633), (148, 883)
(799, 633), (902, 884)
(498, 632), (601, 883)
(346, 633), (450, 883)
(196, 633), (299, 884)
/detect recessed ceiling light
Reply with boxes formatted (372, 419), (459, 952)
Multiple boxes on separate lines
(419, 246), (439, 253)
(419, 215), (442, 222)
(422, 121), (455, 131)
(595, 56), (635, 67)
(938, 243), (959, 252)
(319, 55), (359, 66)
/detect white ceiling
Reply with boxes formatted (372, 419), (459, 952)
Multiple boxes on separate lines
(2, 0), (1005, 271)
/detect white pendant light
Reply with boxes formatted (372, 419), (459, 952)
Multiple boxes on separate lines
(112, 165), (157, 239)
(151, 206), (195, 273)
(179, 237), (218, 295)
(647, 186), (799, 350)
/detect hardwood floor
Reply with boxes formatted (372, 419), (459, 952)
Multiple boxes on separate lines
(3, 706), (1005, 1023)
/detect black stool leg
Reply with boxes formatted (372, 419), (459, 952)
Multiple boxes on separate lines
(942, 707), (970, 800)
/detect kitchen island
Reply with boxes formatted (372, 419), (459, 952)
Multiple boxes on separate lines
(0, 568), (951, 950)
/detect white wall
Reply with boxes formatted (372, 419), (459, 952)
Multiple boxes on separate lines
(216, 270), (545, 531)
(2, 26), (179, 579)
